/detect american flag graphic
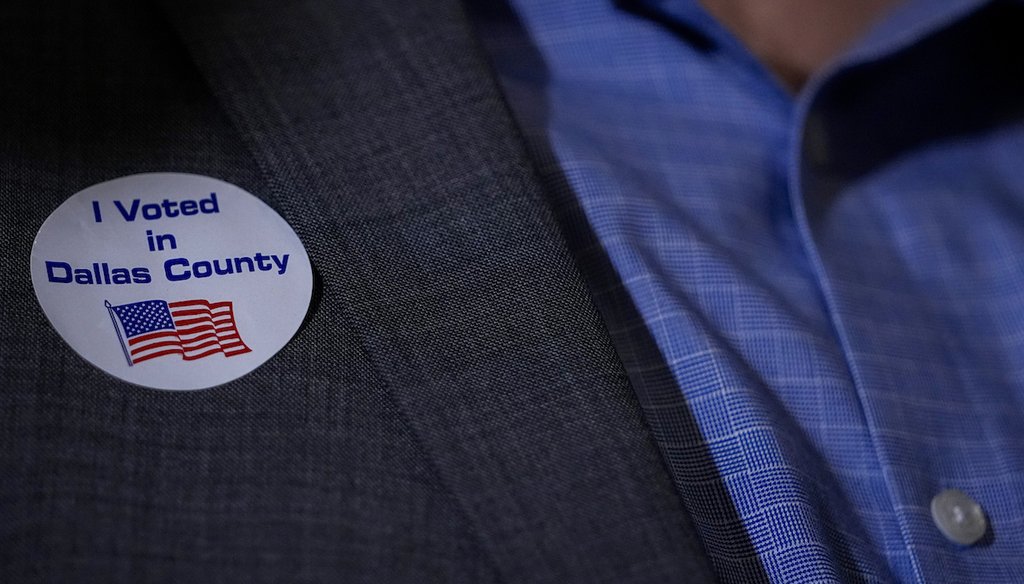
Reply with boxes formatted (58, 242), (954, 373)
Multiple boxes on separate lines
(105, 299), (251, 366)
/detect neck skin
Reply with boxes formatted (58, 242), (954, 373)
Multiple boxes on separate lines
(699, 0), (900, 91)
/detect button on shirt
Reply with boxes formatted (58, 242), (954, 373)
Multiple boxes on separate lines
(472, 0), (1024, 581)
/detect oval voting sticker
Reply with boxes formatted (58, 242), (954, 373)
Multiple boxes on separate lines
(30, 173), (313, 390)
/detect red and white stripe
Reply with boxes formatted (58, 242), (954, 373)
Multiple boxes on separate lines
(128, 299), (251, 364)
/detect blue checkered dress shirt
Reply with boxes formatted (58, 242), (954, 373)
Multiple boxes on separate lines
(474, 0), (1024, 581)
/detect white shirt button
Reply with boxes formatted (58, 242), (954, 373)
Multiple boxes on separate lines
(931, 488), (987, 546)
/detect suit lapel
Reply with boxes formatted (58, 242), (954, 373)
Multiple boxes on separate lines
(160, 0), (716, 579)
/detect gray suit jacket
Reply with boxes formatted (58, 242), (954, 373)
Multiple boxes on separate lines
(0, 0), (761, 581)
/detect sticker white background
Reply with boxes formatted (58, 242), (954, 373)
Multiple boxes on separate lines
(31, 173), (313, 390)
